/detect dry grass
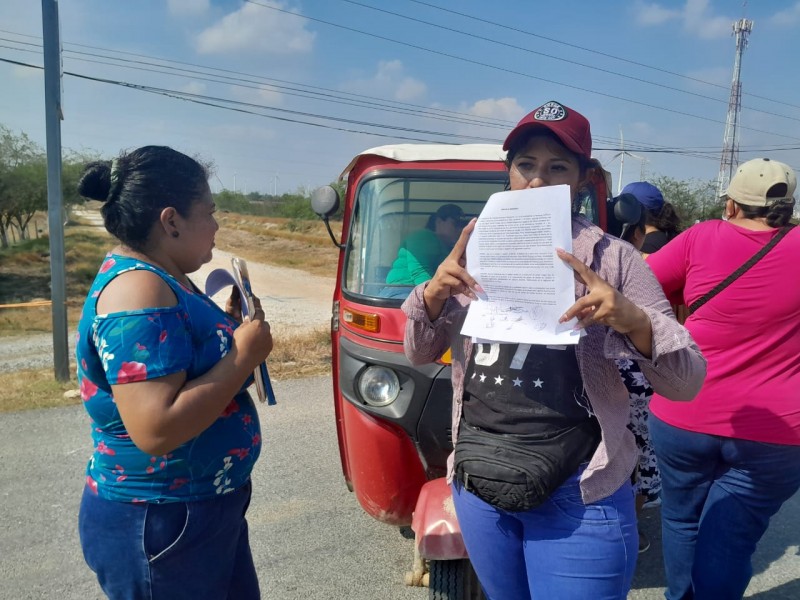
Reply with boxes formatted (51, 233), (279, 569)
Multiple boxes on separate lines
(0, 209), (335, 413)
(0, 368), (80, 413)
(214, 214), (340, 277)
(0, 327), (331, 414)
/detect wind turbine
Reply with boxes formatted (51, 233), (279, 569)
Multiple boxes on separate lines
(608, 127), (646, 194)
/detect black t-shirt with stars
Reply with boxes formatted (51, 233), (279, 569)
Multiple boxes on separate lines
(463, 342), (599, 436)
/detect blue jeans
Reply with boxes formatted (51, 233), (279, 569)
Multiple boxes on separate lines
(650, 415), (800, 600)
(79, 480), (259, 600)
(451, 469), (637, 600)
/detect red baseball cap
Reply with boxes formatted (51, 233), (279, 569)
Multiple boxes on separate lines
(503, 100), (592, 160)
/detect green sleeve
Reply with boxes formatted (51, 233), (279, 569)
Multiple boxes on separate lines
(385, 229), (445, 286)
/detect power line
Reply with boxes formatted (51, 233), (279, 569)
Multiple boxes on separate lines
(243, 0), (800, 143)
(0, 53), (777, 166)
(402, 0), (800, 112)
(3, 40), (798, 170)
(0, 56), (495, 144)
(3, 30), (798, 161)
(0, 29), (513, 129)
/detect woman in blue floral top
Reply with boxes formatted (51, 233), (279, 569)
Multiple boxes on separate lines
(75, 146), (273, 599)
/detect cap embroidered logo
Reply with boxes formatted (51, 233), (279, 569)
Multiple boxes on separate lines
(533, 101), (567, 121)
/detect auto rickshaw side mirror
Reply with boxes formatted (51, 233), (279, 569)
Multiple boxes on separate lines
(311, 185), (340, 217)
(311, 185), (345, 249)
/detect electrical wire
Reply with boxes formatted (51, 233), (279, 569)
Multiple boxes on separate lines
(402, 0), (800, 112)
(243, 0), (800, 143)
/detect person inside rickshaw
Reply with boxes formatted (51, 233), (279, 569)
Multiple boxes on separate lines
(380, 203), (466, 298)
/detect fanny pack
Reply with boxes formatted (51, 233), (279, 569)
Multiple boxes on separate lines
(454, 419), (599, 512)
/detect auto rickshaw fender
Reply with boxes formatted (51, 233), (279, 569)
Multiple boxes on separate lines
(411, 477), (468, 560)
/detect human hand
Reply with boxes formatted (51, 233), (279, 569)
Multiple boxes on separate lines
(233, 303), (273, 371)
(556, 248), (651, 338)
(225, 285), (243, 322)
(423, 219), (482, 317)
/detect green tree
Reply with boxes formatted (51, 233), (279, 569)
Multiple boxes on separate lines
(0, 126), (46, 247)
(4, 160), (48, 241)
(650, 175), (720, 226)
(215, 189), (252, 214)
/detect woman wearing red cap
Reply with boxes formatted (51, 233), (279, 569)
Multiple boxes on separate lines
(402, 101), (705, 599)
(646, 158), (800, 599)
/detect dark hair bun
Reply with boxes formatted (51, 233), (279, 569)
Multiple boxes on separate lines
(77, 160), (113, 201)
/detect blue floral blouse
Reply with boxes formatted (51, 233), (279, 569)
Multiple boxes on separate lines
(75, 254), (261, 503)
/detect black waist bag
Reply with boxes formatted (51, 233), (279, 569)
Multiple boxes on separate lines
(454, 419), (599, 512)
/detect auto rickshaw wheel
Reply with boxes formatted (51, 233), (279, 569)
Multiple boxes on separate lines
(428, 559), (485, 600)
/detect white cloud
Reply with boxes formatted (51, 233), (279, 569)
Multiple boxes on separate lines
(195, 1), (315, 56)
(768, 1), (800, 27)
(180, 81), (208, 96)
(465, 97), (524, 122)
(629, 121), (655, 139)
(168, 0), (210, 17)
(685, 66), (730, 88)
(683, 0), (731, 39)
(634, 1), (681, 25)
(230, 84), (285, 108)
(634, 0), (733, 39)
(341, 60), (427, 102)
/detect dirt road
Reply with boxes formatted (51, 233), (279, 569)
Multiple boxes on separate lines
(195, 249), (335, 334)
(74, 207), (336, 334)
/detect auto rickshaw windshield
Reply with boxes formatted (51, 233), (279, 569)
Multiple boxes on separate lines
(343, 174), (506, 301)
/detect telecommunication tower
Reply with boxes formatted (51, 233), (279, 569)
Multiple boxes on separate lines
(716, 18), (753, 199)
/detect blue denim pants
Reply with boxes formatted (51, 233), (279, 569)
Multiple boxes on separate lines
(451, 468), (637, 600)
(79, 480), (259, 600)
(650, 415), (800, 600)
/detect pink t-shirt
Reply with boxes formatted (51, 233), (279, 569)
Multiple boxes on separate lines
(647, 220), (800, 445)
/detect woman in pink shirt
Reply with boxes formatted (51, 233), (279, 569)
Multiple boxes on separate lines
(647, 158), (800, 600)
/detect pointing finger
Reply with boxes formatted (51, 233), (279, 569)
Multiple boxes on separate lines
(449, 217), (477, 259)
(556, 248), (598, 288)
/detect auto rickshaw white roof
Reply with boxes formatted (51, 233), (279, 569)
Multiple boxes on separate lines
(339, 143), (507, 181)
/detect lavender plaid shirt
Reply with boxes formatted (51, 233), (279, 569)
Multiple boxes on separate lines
(402, 215), (706, 504)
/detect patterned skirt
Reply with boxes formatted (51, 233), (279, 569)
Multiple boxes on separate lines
(617, 359), (661, 506)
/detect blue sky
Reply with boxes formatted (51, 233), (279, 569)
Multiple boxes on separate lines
(2, 0), (800, 196)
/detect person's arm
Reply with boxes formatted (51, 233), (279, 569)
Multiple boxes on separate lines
(97, 270), (272, 455)
(557, 244), (705, 401)
(402, 220), (479, 364)
(611, 244), (705, 401)
(402, 283), (460, 365)
(557, 248), (653, 357)
(646, 230), (690, 306)
(404, 230), (447, 285)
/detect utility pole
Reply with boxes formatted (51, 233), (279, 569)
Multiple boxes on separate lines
(716, 17), (753, 199)
(42, 0), (70, 382)
(617, 127), (625, 195)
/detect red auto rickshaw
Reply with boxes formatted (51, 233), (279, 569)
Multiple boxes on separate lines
(311, 144), (612, 599)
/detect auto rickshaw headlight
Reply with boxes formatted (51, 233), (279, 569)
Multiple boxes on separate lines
(357, 366), (400, 406)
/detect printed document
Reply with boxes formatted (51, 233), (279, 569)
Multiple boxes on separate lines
(460, 185), (580, 345)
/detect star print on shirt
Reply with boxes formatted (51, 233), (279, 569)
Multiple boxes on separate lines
(533, 378), (544, 388)
(512, 377), (523, 387)
(479, 373), (487, 382)
(494, 375), (504, 385)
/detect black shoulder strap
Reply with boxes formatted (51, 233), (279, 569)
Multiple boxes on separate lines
(688, 225), (792, 315)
